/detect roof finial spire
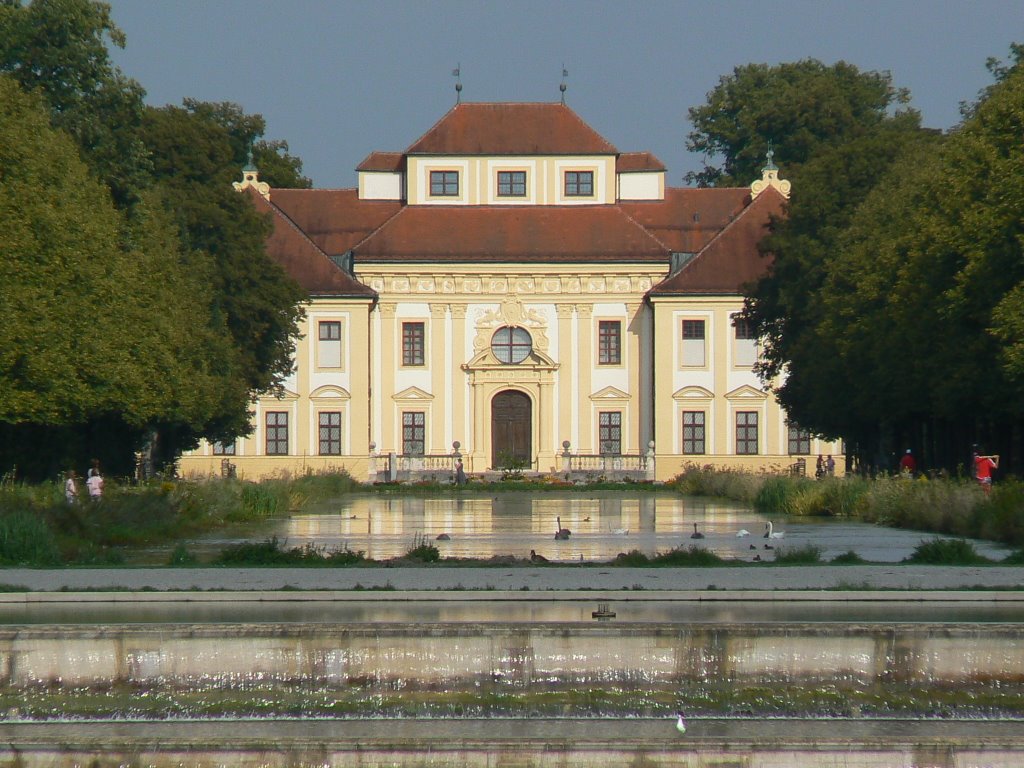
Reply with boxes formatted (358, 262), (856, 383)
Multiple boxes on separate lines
(560, 65), (568, 104)
(751, 140), (790, 200)
(452, 63), (462, 104)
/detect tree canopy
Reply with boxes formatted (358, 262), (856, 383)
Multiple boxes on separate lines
(744, 47), (1024, 472)
(686, 59), (913, 187)
(0, 0), (310, 478)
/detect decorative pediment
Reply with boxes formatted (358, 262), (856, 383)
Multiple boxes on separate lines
(672, 386), (714, 400)
(725, 384), (767, 401)
(590, 386), (630, 401)
(471, 296), (550, 354)
(260, 387), (299, 402)
(392, 386), (434, 402)
(310, 385), (351, 400)
(463, 346), (558, 371)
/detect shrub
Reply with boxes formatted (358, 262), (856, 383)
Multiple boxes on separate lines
(612, 549), (650, 566)
(903, 538), (992, 565)
(0, 510), (61, 565)
(168, 543), (198, 566)
(671, 466), (764, 503)
(831, 550), (866, 564)
(651, 546), (724, 566)
(403, 534), (441, 563)
(772, 544), (823, 564)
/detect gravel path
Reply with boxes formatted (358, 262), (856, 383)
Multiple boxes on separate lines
(1, 564), (1022, 593)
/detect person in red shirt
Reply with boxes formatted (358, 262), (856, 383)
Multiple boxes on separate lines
(899, 449), (916, 476)
(973, 450), (999, 493)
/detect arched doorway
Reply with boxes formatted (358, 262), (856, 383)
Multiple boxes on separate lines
(491, 390), (532, 468)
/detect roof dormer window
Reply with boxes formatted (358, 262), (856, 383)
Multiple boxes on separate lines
(429, 170), (459, 197)
(564, 170), (593, 197)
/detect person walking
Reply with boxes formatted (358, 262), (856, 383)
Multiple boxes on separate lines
(86, 469), (104, 500)
(899, 449), (916, 477)
(973, 449), (999, 494)
(64, 470), (78, 504)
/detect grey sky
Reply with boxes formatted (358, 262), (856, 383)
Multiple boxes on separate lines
(106, 1), (1022, 189)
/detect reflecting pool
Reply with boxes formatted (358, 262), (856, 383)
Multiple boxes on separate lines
(183, 490), (1015, 563)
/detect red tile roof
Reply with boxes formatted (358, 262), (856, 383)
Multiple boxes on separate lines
(352, 205), (671, 263)
(247, 189), (376, 298)
(648, 187), (786, 295)
(356, 151), (405, 172)
(620, 188), (750, 253)
(617, 152), (665, 172)
(405, 102), (619, 156)
(270, 188), (402, 256)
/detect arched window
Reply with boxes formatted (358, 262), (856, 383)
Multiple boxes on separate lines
(491, 326), (532, 364)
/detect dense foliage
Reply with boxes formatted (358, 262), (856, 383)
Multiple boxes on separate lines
(688, 49), (1024, 474)
(0, 0), (308, 478)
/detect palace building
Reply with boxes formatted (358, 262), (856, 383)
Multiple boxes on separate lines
(180, 101), (841, 481)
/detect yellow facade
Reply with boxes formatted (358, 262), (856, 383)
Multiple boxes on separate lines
(179, 102), (842, 482)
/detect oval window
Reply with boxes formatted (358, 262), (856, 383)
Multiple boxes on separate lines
(491, 326), (532, 364)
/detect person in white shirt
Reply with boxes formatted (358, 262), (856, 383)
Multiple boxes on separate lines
(64, 471), (78, 504)
(86, 471), (103, 500)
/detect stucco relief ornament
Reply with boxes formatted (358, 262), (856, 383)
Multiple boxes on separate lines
(472, 296), (549, 353)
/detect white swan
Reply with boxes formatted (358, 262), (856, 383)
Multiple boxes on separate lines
(676, 713), (687, 733)
(735, 529), (750, 538)
(764, 521), (785, 539)
(610, 526), (629, 535)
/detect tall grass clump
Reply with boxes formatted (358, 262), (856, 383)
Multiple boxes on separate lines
(755, 476), (868, 518)
(0, 509), (61, 565)
(771, 544), (823, 564)
(754, 476), (808, 516)
(858, 476), (986, 540)
(973, 481), (1024, 547)
(903, 538), (992, 565)
(670, 466), (764, 503)
(651, 546), (725, 566)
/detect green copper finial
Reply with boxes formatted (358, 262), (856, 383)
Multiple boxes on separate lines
(243, 149), (257, 173)
(763, 141), (778, 171)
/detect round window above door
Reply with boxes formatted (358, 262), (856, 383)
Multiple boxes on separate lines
(491, 326), (532, 364)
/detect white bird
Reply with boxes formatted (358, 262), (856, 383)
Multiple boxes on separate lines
(735, 529), (750, 538)
(611, 526), (629, 535)
(676, 713), (687, 733)
(764, 521), (785, 539)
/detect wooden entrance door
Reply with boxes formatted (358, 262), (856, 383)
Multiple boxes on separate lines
(491, 390), (532, 468)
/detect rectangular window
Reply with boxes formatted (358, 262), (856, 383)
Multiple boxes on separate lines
(598, 411), (622, 455)
(497, 170), (526, 197)
(212, 440), (235, 456)
(733, 315), (757, 367)
(429, 170), (459, 196)
(682, 319), (706, 366)
(736, 411), (758, 455)
(402, 411), (425, 456)
(682, 412), (705, 455)
(788, 425), (811, 455)
(402, 321), (425, 366)
(598, 320), (621, 365)
(564, 170), (593, 196)
(265, 411), (289, 455)
(319, 412), (342, 455)
(318, 320), (342, 368)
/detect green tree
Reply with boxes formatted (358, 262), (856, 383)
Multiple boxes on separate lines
(0, 76), (235, 478)
(138, 101), (307, 455)
(768, 46), (1024, 472)
(0, 0), (150, 207)
(686, 59), (912, 187)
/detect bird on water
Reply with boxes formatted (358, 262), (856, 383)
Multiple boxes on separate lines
(764, 521), (785, 539)
(690, 523), (704, 539)
(675, 712), (687, 733)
